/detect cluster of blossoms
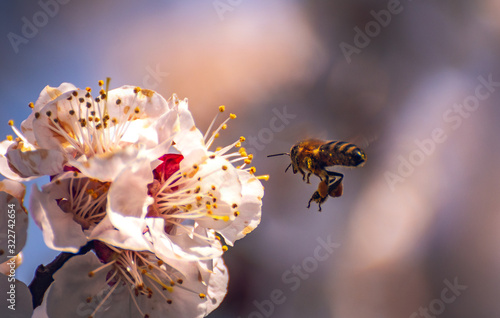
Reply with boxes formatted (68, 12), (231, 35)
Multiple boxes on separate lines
(0, 81), (266, 317)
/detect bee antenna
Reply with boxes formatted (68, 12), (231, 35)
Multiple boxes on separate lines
(267, 153), (290, 158)
(284, 163), (292, 173)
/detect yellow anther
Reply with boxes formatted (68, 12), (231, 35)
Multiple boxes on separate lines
(219, 105), (225, 112)
(98, 80), (104, 86)
(244, 159), (252, 165)
(234, 211), (240, 217)
(239, 136), (245, 142)
(222, 246), (228, 252)
(134, 87), (141, 94)
(134, 107), (140, 114)
(7, 120), (14, 126)
(221, 124), (227, 130)
(248, 154), (253, 160)
(249, 167), (256, 174)
(216, 146), (222, 152)
(222, 165), (228, 171)
(257, 175), (270, 181)
(199, 293), (206, 299)
(214, 132), (220, 138)
(86, 87), (92, 92)
(230, 113), (236, 119)
(238, 147), (246, 154)
(235, 142), (241, 148)
(28, 102), (34, 108)
(6, 135), (13, 141)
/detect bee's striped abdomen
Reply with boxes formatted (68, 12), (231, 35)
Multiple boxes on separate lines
(320, 141), (366, 167)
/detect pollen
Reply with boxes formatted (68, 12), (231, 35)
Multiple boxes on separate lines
(219, 105), (225, 112)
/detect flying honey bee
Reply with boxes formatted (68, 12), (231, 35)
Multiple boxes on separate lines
(268, 139), (367, 211)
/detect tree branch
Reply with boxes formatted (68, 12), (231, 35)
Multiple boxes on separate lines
(28, 242), (93, 309)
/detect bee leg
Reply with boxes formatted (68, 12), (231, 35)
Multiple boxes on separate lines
(326, 171), (344, 198)
(305, 172), (312, 184)
(329, 180), (343, 198)
(307, 180), (328, 211)
(307, 191), (325, 211)
(298, 168), (307, 181)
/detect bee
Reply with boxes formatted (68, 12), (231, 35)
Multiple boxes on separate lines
(268, 139), (366, 211)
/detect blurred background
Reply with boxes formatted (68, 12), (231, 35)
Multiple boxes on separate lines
(1, 0), (500, 317)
